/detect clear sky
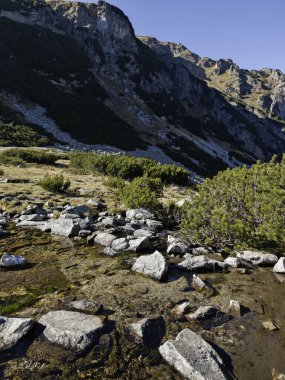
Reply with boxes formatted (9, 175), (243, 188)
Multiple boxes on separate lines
(79, 0), (285, 72)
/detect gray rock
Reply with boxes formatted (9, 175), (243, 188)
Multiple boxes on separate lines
(167, 241), (189, 255)
(78, 229), (91, 237)
(39, 310), (104, 351)
(49, 219), (81, 237)
(19, 214), (45, 222)
(273, 257), (285, 273)
(171, 302), (192, 321)
(237, 250), (278, 266)
(111, 237), (130, 251)
(262, 321), (279, 331)
(159, 329), (229, 380)
(127, 315), (166, 347)
(16, 220), (47, 230)
(132, 250), (168, 280)
(145, 219), (163, 230)
(224, 257), (242, 268)
(0, 253), (28, 268)
(126, 209), (155, 221)
(94, 232), (117, 247)
(69, 300), (103, 314)
(185, 306), (219, 320)
(177, 255), (226, 272)
(0, 316), (34, 352)
(62, 204), (91, 218)
(192, 246), (211, 255)
(87, 200), (106, 209)
(191, 274), (211, 291)
(133, 229), (154, 238)
(229, 300), (241, 317)
(128, 236), (151, 252)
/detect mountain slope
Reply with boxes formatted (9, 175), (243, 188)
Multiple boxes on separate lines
(1, 0), (285, 178)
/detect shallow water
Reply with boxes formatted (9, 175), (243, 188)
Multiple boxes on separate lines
(0, 227), (285, 379)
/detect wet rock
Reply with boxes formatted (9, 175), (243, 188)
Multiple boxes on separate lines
(159, 329), (229, 380)
(49, 219), (81, 237)
(0, 316), (34, 352)
(273, 257), (285, 273)
(262, 321), (279, 331)
(127, 315), (166, 347)
(0, 253), (28, 268)
(177, 255), (226, 272)
(126, 208), (155, 221)
(39, 310), (104, 351)
(171, 301), (192, 321)
(94, 232), (116, 247)
(132, 250), (168, 280)
(224, 257), (242, 268)
(237, 250), (278, 266)
(69, 300), (103, 314)
(61, 204), (91, 218)
(229, 300), (241, 317)
(128, 236), (151, 252)
(167, 240), (189, 255)
(185, 306), (219, 320)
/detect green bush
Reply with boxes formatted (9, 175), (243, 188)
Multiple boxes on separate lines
(119, 177), (163, 210)
(38, 174), (70, 193)
(69, 152), (189, 186)
(181, 156), (285, 250)
(0, 122), (49, 147)
(0, 149), (60, 165)
(103, 176), (125, 190)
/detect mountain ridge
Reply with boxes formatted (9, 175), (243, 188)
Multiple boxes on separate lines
(1, 0), (285, 179)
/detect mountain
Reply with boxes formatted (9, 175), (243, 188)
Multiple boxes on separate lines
(1, 0), (285, 179)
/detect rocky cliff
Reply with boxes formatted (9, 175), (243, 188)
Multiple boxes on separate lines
(1, 0), (285, 178)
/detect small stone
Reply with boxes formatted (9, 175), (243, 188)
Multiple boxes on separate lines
(171, 301), (192, 321)
(262, 321), (279, 331)
(229, 300), (241, 317)
(127, 315), (166, 347)
(224, 257), (242, 268)
(0, 253), (28, 268)
(185, 306), (219, 320)
(273, 257), (285, 273)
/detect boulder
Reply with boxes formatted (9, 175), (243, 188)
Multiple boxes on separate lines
(273, 257), (285, 273)
(177, 255), (226, 272)
(0, 316), (34, 352)
(237, 250), (278, 266)
(224, 257), (242, 268)
(62, 204), (91, 217)
(159, 329), (229, 380)
(111, 237), (130, 251)
(49, 219), (80, 237)
(126, 209), (155, 221)
(132, 251), (168, 281)
(167, 240), (188, 255)
(185, 306), (219, 320)
(128, 236), (151, 252)
(94, 232), (116, 247)
(133, 229), (154, 238)
(0, 253), (28, 268)
(127, 315), (165, 347)
(39, 310), (104, 351)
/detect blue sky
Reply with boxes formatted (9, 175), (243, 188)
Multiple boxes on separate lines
(79, 0), (285, 72)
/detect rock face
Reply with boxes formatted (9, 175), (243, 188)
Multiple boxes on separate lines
(237, 251), (278, 266)
(159, 329), (230, 380)
(0, 317), (34, 352)
(273, 257), (285, 273)
(39, 310), (104, 351)
(0, 253), (28, 268)
(131, 251), (168, 280)
(1, 0), (285, 178)
(127, 316), (166, 347)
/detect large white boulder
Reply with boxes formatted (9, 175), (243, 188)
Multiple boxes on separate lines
(132, 250), (168, 281)
(0, 316), (34, 352)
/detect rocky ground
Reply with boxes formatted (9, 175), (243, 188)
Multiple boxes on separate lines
(0, 162), (285, 379)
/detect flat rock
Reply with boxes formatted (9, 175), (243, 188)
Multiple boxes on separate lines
(273, 257), (285, 273)
(237, 250), (278, 266)
(39, 310), (104, 351)
(132, 250), (168, 281)
(127, 315), (165, 347)
(94, 232), (116, 247)
(49, 219), (80, 237)
(159, 329), (229, 380)
(0, 253), (28, 268)
(0, 316), (34, 352)
(262, 321), (279, 331)
(177, 255), (226, 272)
